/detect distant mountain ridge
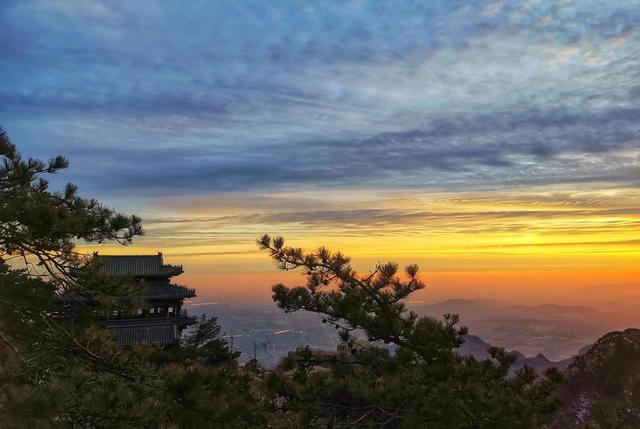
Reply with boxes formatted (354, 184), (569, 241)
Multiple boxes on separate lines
(414, 298), (604, 321)
(410, 298), (631, 360)
(186, 299), (635, 370)
(458, 334), (574, 373)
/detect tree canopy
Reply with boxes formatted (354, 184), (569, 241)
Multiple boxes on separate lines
(258, 234), (562, 428)
(0, 129), (263, 428)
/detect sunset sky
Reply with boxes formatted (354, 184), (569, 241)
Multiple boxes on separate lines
(2, 1), (639, 304)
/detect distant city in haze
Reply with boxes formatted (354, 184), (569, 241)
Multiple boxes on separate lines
(2, 1), (639, 363)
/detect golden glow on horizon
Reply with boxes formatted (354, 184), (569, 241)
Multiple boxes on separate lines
(78, 186), (640, 304)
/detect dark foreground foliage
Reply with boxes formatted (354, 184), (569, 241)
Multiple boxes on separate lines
(0, 129), (265, 428)
(1, 128), (565, 428)
(258, 234), (562, 428)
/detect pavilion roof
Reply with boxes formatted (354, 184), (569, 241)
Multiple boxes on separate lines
(103, 319), (179, 347)
(95, 253), (183, 278)
(141, 284), (196, 300)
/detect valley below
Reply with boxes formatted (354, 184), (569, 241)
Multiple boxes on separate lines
(185, 295), (640, 367)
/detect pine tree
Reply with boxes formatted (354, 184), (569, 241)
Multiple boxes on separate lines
(0, 128), (265, 428)
(258, 234), (562, 428)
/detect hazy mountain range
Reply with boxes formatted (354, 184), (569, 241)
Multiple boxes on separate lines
(457, 334), (575, 374)
(409, 298), (638, 360)
(185, 297), (637, 366)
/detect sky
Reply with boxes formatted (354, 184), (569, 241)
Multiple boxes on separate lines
(1, 0), (639, 305)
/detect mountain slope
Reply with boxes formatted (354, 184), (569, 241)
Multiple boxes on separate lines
(458, 335), (573, 373)
(553, 328), (640, 428)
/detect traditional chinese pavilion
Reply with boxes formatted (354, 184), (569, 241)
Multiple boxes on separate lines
(94, 253), (197, 348)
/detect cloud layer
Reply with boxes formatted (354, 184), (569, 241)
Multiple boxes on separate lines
(2, 1), (640, 286)
(2, 0), (639, 197)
